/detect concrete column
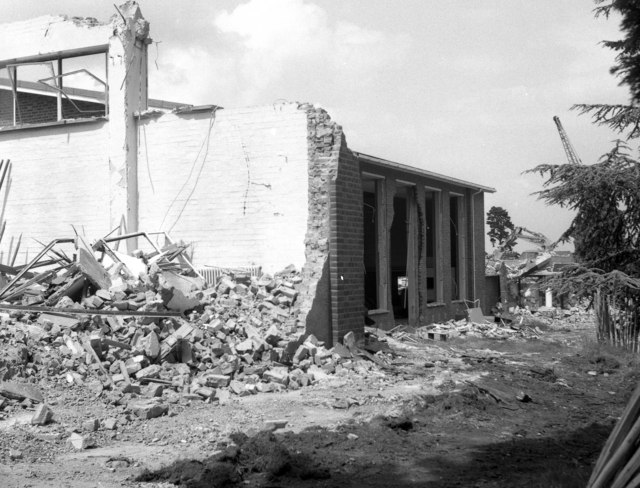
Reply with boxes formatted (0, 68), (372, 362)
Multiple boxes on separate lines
(107, 2), (149, 251)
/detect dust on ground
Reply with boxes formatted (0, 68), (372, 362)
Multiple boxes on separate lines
(1, 311), (634, 488)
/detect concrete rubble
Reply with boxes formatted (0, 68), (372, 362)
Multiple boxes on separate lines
(0, 232), (391, 444)
(391, 306), (590, 342)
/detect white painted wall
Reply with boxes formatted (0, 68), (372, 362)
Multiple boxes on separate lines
(0, 16), (112, 62)
(137, 104), (310, 273)
(0, 122), (110, 264)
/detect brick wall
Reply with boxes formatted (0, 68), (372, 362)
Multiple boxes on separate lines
(62, 98), (105, 119)
(0, 121), (110, 264)
(294, 106), (365, 345)
(0, 90), (105, 127)
(136, 104), (310, 273)
(0, 91), (14, 126)
(330, 141), (364, 344)
(470, 189), (487, 312)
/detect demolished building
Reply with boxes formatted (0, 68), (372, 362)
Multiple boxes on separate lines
(0, 2), (495, 346)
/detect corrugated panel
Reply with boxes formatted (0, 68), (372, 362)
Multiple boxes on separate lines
(196, 265), (262, 286)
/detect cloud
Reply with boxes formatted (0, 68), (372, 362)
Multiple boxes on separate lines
(212, 0), (409, 104)
(148, 0), (409, 106)
(149, 44), (239, 105)
(215, 0), (327, 55)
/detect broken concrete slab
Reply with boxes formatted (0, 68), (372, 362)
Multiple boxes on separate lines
(203, 374), (230, 388)
(67, 432), (95, 450)
(160, 271), (205, 295)
(262, 368), (289, 386)
(31, 404), (53, 425)
(141, 331), (160, 359)
(343, 331), (357, 350)
(77, 245), (112, 291)
(0, 381), (44, 403)
(194, 386), (215, 399)
(82, 418), (100, 432)
(264, 419), (288, 431)
(215, 389), (230, 405)
(144, 383), (163, 398)
(127, 399), (169, 420)
(135, 364), (162, 381)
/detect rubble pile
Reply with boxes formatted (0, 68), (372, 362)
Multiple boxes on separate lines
(0, 234), (386, 424)
(417, 318), (544, 340)
(393, 306), (591, 343)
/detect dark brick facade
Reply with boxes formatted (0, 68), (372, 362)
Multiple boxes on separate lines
(0, 90), (105, 127)
(329, 137), (364, 344)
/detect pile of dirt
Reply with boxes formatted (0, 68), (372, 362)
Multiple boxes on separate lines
(136, 430), (330, 487)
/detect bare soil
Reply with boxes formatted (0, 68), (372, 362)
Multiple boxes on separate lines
(1, 313), (634, 487)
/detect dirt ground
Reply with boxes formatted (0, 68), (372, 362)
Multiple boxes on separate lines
(1, 312), (635, 488)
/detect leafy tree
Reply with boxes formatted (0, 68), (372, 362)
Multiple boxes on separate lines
(486, 206), (515, 250)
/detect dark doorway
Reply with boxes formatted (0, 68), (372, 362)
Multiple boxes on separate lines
(425, 191), (438, 303)
(390, 191), (408, 318)
(363, 180), (378, 311)
(450, 195), (461, 300)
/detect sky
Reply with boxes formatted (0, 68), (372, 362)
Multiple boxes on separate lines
(2, 0), (632, 251)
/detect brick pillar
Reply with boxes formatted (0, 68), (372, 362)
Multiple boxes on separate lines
(329, 139), (364, 345)
(297, 105), (364, 346)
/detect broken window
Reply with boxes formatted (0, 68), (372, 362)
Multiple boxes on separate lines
(0, 51), (107, 128)
(362, 175), (387, 311)
(425, 189), (441, 303)
(390, 183), (418, 321)
(449, 194), (466, 300)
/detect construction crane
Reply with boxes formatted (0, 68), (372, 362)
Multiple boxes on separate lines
(553, 116), (583, 165)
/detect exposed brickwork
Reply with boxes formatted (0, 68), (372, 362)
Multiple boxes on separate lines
(470, 189), (487, 312)
(329, 141), (364, 344)
(0, 90), (105, 127)
(295, 106), (364, 345)
(0, 91), (14, 126)
(62, 97), (105, 119)
(296, 106), (335, 345)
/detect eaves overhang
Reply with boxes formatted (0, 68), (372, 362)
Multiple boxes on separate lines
(354, 151), (496, 193)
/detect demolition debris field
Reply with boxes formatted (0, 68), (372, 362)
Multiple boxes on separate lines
(0, 312), (634, 486)
(0, 237), (634, 487)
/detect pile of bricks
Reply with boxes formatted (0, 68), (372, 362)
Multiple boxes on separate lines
(0, 235), (384, 428)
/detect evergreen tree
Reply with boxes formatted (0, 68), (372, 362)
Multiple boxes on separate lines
(486, 206), (515, 250)
(527, 1), (640, 350)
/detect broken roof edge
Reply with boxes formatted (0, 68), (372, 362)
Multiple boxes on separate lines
(0, 14), (107, 30)
(354, 151), (496, 193)
(0, 78), (188, 110)
(135, 104), (222, 120)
